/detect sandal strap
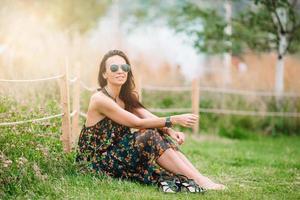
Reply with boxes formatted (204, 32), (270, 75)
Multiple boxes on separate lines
(175, 174), (206, 193)
(157, 175), (180, 193)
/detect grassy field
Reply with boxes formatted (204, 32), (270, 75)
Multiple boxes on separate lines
(0, 94), (300, 199)
(1, 122), (299, 199)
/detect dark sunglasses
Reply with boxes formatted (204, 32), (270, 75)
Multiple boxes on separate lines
(110, 64), (131, 72)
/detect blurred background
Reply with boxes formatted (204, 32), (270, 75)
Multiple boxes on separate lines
(0, 0), (300, 137)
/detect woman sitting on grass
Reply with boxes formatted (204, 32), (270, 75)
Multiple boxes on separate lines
(75, 49), (225, 193)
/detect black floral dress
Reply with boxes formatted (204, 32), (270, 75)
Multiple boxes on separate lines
(75, 103), (181, 185)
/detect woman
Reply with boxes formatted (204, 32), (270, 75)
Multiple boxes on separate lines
(75, 49), (225, 192)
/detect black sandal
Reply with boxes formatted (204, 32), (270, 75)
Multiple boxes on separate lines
(157, 174), (180, 193)
(176, 174), (206, 193)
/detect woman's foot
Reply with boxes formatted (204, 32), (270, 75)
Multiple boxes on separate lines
(196, 176), (226, 190)
(202, 182), (226, 190)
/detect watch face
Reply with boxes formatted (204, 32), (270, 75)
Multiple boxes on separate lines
(165, 117), (172, 127)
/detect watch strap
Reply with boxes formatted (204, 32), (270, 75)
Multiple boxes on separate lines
(165, 116), (172, 128)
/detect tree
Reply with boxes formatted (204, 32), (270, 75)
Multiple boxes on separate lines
(236, 0), (300, 94)
(40, 0), (112, 34)
(122, 0), (300, 94)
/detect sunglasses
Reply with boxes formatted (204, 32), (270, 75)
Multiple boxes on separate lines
(110, 64), (131, 72)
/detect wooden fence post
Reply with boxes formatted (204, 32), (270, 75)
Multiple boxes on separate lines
(59, 60), (72, 153)
(192, 78), (200, 134)
(71, 62), (81, 150)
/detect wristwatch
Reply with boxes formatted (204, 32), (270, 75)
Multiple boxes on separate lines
(165, 116), (173, 128)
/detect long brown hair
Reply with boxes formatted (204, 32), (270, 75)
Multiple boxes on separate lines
(98, 49), (145, 113)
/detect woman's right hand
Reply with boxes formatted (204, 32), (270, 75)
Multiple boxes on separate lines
(171, 114), (199, 127)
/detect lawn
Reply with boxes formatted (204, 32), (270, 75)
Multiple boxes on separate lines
(1, 126), (299, 199)
(1, 95), (299, 199)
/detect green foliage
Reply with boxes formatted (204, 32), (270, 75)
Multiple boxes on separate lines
(161, 97), (174, 108)
(0, 97), (75, 198)
(0, 0), (111, 34)
(168, 2), (231, 54)
(125, 0), (300, 55)
(46, 0), (111, 33)
(218, 125), (254, 139)
(235, 0), (300, 55)
(142, 90), (191, 109)
(143, 90), (300, 137)
(234, 7), (276, 53)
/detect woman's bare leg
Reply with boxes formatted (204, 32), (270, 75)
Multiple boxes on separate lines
(156, 148), (225, 190)
(175, 151), (225, 189)
(156, 148), (197, 179)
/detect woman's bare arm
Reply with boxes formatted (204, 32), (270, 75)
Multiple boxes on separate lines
(91, 93), (197, 129)
(90, 95), (185, 129)
(93, 95), (166, 129)
(133, 107), (174, 134)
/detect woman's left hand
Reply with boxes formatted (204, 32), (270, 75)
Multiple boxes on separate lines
(168, 129), (185, 145)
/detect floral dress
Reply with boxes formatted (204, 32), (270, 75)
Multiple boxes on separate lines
(75, 96), (180, 185)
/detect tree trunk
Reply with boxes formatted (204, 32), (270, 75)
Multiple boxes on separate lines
(275, 32), (287, 95)
(274, 7), (287, 96)
(275, 55), (285, 95)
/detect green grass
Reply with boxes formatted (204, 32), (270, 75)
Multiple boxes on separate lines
(1, 125), (299, 199)
(1, 94), (299, 199)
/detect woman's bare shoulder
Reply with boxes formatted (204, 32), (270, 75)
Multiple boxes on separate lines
(90, 91), (110, 107)
(85, 92), (107, 125)
(89, 90), (125, 110)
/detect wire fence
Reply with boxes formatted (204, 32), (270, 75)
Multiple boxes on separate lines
(0, 113), (64, 126)
(77, 81), (300, 118)
(80, 81), (97, 92)
(1, 76), (300, 123)
(1, 73), (300, 151)
(0, 72), (73, 152)
(0, 75), (64, 83)
(147, 108), (300, 118)
(143, 85), (300, 97)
